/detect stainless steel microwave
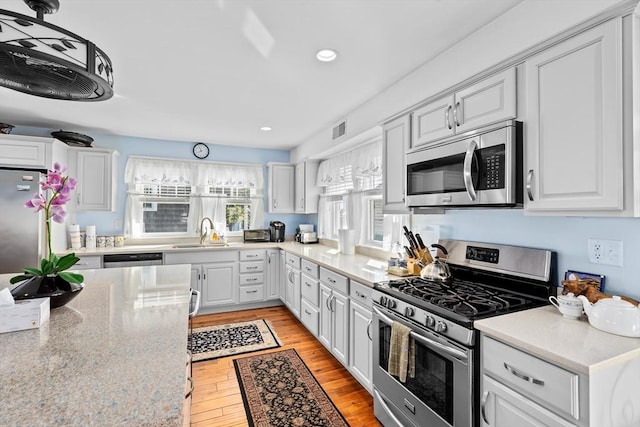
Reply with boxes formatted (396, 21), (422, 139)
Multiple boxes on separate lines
(405, 120), (522, 208)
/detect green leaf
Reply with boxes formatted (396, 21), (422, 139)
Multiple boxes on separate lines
(58, 271), (84, 284)
(23, 267), (42, 276)
(56, 254), (80, 272)
(10, 274), (32, 284)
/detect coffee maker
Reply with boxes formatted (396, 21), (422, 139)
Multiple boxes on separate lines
(269, 221), (285, 242)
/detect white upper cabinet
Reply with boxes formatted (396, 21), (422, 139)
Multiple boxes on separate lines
(411, 68), (516, 148)
(524, 19), (623, 214)
(294, 160), (319, 214)
(268, 163), (295, 213)
(0, 135), (67, 169)
(72, 147), (119, 211)
(382, 114), (411, 213)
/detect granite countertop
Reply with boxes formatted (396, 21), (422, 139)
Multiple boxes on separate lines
(0, 265), (192, 427)
(475, 305), (640, 375)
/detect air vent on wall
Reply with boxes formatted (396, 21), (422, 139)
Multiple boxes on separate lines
(332, 119), (347, 141)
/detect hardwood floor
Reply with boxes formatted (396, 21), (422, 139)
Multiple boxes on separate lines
(189, 305), (381, 426)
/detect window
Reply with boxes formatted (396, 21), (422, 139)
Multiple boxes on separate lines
(124, 157), (264, 238)
(317, 138), (408, 251)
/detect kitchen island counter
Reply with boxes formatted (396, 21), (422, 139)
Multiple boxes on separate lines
(0, 265), (192, 427)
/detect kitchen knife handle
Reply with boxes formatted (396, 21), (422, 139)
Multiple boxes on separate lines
(415, 233), (425, 249)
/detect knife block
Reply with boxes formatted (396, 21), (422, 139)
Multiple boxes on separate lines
(407, 259), (422, 276)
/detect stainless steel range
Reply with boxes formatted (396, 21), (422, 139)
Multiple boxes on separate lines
(372, 239), (555, 427)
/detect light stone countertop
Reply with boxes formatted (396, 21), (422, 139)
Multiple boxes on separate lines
(475, 305), (640, 375)
(63, 241), (394, 287)
(0, 264), (192, 427)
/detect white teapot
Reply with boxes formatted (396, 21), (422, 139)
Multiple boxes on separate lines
(577, 295), (640, 338)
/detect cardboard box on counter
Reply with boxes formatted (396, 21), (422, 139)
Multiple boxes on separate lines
(0, 297), (50, 333)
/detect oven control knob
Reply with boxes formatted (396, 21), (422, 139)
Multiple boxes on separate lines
(425, 315), (435, 328)
(435, 321), (447, 333)
(404, 307), (415, 317)
(386, 299), (397, 309)
(379, 296), (387, 306)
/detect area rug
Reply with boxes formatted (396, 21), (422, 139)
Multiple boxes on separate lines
(189, 319), (281, 362)
(234, 348), (350, 427)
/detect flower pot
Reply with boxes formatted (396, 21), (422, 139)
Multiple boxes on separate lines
(10, 276), (84, 308)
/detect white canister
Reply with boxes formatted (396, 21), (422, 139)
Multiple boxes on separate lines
(338, 229), (355, 255)
(69, 224), (81, 250)
(85, 225), (96, 249)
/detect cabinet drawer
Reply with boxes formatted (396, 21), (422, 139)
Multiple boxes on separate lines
(239, 261), (264, 273)
(73, 255), (102, 270)
(300, 299), (319, 336)
(240, 273), (264, 286)
(240, 250), (265, 261)
(349, 280), (372, 308)
(320, 267), (348, 295)
(239, 285), (264, 302)
(285, 252), (300, 270)
(301, 259), (319, 278)
(301, 273), (319, 307)
(482, 336), (580, 420)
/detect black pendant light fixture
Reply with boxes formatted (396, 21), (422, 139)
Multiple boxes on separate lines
(0, 0), (113, 101)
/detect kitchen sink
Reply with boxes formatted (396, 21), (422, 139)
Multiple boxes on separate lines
(172, 242), (227, 249)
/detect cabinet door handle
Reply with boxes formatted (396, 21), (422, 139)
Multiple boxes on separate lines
(247, 289), (258, 294)
(480, 391), (489, 425)
(304, 309), (311, 315)
(247, 266), (258, 270)
(454, 101), (461, 127)
(246, 254), (258, 258)
(326, 292), (332, 311)
(247, 277), (258, 282)
(366, 319), (372, 341)
(526, 170), (534, 201)
(268, 253), (271, 264)
(305, 282), (312, 287)
(273, 198), (277, 209)
(445, 105), (452, 130)
(503, 362), (544, 386)
(185, 376), (194, 399)
(328, 278), (336, 284)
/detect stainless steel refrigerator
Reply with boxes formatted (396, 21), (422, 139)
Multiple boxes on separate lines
(0, 167), (44, 274)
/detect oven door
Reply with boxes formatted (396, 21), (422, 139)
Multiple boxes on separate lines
(406, 121), (518, 208)
(372, 305), (474, 427)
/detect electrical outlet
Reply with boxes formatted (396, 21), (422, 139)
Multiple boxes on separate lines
(588, 239), (623, 266)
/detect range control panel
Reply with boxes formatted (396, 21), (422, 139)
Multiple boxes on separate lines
(465, 246), (499, 264)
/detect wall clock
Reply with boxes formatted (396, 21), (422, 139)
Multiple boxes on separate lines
(192, 143), (210, 159)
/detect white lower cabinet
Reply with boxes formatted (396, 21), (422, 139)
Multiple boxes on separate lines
(266, 249), (280, 300)
(349, 299), (372, 392)
(319, 267), (350, 367)
(481, 335), (585, 427)
(481, 375), (576, 427)
(300, 259), (320, 336)
(164, 250), (239, 309)
(285, 264), (301, 318)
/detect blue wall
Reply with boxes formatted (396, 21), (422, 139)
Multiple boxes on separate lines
(413, 209), (640, 300)
(15, 127), (315, 238)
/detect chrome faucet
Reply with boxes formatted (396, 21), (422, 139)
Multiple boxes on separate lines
(199, 217), (214, 245)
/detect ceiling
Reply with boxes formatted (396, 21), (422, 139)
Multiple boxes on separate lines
(0, 0), (522, 150)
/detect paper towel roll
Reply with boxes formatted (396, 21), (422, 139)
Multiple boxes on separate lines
(338, 229), (355, 255)
(85, 225), (96, 249)
(69, 224), (81, 250)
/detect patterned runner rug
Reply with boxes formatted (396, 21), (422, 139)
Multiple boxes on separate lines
(234, 349), (350, 427)
(189, 319), (281, 362)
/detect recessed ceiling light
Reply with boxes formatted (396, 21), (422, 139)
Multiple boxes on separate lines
(260, 126), (272, 131)
(316, 49), (338, 62)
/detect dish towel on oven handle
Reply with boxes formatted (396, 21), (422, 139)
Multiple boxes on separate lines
(388, 320), (415, 382)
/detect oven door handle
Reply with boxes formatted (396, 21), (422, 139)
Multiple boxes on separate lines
(373, 306), (468, 362)
(463, 138), (478, 201)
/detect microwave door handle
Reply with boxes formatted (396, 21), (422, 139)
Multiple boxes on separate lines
(463, 139), (478, 201)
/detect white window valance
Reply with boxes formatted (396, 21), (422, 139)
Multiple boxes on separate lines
(125, 156), (264, 191)
(316, 140), (382, 187)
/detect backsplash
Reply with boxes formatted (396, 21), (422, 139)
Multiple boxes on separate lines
(413, 209), (640, 300)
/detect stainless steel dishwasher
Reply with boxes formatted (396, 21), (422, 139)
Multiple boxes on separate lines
(102, 252), (164, 268)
